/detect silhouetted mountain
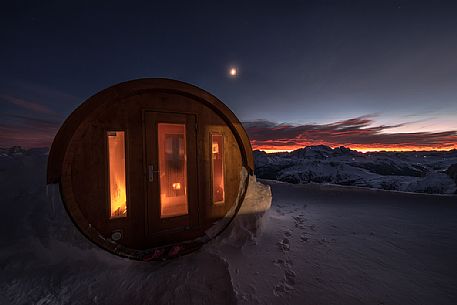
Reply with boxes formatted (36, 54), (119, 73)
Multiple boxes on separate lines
(254, 146), (457, 194)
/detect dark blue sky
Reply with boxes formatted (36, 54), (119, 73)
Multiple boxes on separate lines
(1, 0), (457, 149)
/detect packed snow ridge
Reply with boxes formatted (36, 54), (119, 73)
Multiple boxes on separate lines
(254, 145), (457, 194)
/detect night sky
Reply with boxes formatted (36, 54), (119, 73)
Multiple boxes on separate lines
(1, 1), (457, 151)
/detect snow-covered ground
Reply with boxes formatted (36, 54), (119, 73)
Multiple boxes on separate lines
(254, 146), (457, 194)
(1, 148), (457, 305)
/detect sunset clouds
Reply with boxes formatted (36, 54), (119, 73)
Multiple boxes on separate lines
(244, 116), (457, 152)
(0, 115), (60, 148)
(0, 94), (61, 148)
(1, 94), (456, 153)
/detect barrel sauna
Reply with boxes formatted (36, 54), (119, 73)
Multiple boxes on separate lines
(47, 78), (254, 260)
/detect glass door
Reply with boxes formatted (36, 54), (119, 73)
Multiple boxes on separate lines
(157, 123), (188, 218)
(144, 112), (198, 235)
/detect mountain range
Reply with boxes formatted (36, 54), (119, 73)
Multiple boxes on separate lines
(254, 145), (457, 194)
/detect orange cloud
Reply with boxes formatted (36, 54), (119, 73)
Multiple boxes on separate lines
(244, 116), (457, 152)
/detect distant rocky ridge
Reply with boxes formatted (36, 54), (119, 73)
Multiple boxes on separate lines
(0, 146), (49, 156)
(254, 146), (457, 194)
(447, 163), (457, 185)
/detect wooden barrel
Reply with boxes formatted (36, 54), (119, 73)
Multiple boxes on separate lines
(47, 78), (254, 260)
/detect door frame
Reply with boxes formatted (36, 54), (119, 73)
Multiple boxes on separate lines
(143, 110), (199, 237)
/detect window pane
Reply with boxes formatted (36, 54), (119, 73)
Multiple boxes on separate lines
(212, 134), (225, 204)
(107, 131), (127, 218)
(158, 123), (188, 218)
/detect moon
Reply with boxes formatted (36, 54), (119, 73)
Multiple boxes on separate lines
(229, 67), (238, 78)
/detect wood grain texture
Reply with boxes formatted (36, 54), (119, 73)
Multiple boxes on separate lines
(48, 78), (253, 256)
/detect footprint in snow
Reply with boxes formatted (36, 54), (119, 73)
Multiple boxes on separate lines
(273, 258), (293, 268)
(277, 238), (290, 252)
(273, 282), (293, 296)
(273, 263), (297, 296)
(284, 269), (296, 285)
(293, 215), (306, 230)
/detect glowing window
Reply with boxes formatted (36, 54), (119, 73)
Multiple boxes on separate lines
(158, 123), (188, 218)
(211, 134), (225, 204)
(107, 131), (127, 218)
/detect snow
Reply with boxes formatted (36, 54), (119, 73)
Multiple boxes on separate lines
(214, 174), (272, 246)
(1, 148), (457, 305)
(254, 146), (457, 194)
(216, 180), (457, 305)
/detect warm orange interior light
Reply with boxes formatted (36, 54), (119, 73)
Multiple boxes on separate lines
(158, 123), (188, 218)
(211, 134), (225, 204)
(107, 131), (127, 218)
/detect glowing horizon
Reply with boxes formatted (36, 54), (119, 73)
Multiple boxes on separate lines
(245, 115), (457, 154)
(255, 144), (457, 154)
